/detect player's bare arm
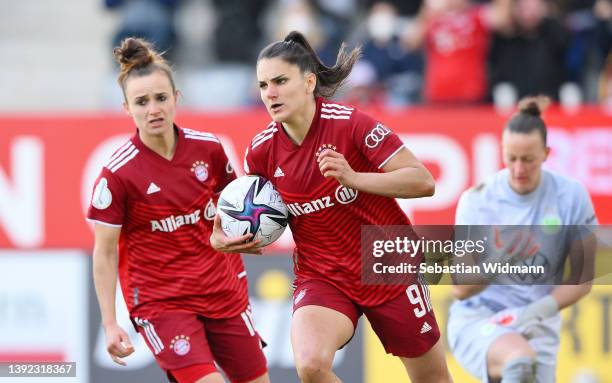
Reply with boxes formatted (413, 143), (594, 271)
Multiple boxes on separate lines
(318, 146), (434, 199)
(550, 231), (597, 308)
(92, 223), (134, 365)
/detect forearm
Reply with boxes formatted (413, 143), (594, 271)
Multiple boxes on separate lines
(550, 283), (592, 310)
(93, 249), (119, 327)
(503, 285), (592, 327)
(351, 167), (434, 199)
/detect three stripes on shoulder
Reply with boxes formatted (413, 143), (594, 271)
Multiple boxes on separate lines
(251, 103), (354, 150)
(104, 129), (219, 173)
(321, 102), (353, 120)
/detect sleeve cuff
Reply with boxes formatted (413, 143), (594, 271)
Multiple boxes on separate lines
(378, 145), (405, 169)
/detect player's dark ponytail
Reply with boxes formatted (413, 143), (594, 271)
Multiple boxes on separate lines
(505, 96), (550, 146)
(258, 31), (361, 98)
(113, 37), (176, 98)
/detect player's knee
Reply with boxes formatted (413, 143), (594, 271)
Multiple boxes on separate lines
(500, 356), (536, 383)
(295, 349), (334, 381)
(504, 342), (536, 363)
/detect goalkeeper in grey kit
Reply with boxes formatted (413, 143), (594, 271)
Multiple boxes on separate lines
(447, 97), (598, 382)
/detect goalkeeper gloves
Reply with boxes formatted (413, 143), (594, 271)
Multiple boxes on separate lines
(491, 295), (559, 328)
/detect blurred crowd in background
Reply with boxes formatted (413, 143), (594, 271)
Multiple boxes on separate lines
(104, 0), (612, 110)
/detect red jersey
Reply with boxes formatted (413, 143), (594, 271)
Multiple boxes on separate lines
(245, 98), (412, 307)
(87, 126), (248, 319)
(424, 6), (489, 103)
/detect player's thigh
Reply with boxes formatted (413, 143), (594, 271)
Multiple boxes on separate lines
(291, 305), (355, 368)
(132, 312), (219, 381)
(243, 373), (270, 383)
(195, 374), (224, 383)
(291, 279), (360, 368)
(399, 339), (451, 383)
(172, 364), (224, 383)
(204, 307), (268, 383)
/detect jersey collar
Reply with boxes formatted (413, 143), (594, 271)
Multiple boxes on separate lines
(133, 124), (183, 164)
(277, 97), (323, 151)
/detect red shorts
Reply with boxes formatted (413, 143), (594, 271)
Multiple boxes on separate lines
(292, 278), (440, 358)
(132, 308), (267, 382)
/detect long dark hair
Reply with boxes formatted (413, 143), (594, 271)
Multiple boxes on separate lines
(505, 96), (550, 145)
(258, 31), (361, 98)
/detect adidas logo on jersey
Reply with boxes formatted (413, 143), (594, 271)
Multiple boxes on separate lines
(274, 166), (285, 178)
(420, 321), (432, 334)
(147, 182), (161, 194)
(151, 209), (201, 232)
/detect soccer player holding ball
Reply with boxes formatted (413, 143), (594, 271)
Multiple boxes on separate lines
(88, 38), (269, 383)
(448, 97), (598, 382)
(211, 31), (453, 382)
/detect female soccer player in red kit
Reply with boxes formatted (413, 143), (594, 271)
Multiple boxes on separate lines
(87, 37), (269, 383)
(211, 31), (453, 382)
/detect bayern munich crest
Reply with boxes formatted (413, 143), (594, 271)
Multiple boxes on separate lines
(170, 335), (191, 356)
(315, 143), (337, 158)
(191, 160), (209, 182)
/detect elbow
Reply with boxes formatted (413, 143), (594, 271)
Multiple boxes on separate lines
(421, 166), (435, 197)
(581, 282), (593, 297)
(451, 287), (470, 300)
(402, 180), (434, 199)
(417, 172), (435, 197)
(424, 178), (435, 197)
(452, 290), (468, 301)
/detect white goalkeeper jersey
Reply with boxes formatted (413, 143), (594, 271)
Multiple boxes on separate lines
(454, 168), (598, 311)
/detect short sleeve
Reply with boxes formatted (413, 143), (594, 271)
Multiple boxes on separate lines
(351, 109), (405, 170)
(244, 145), (267, 179)
(573, 183), (598, 225)
(86, 168), (127, 227)
(211, 141), (237, 194)
(455, 190), (474, 225)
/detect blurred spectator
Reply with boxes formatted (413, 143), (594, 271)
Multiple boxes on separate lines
(594, 0), (612, 55)
(407, 0), (513, 104)
(269, 0), (337, 65)
(346, 2), (424, 106)
(311, 0), (361, 65)
(488, 0), (570, 101)
(105, 0), (178, 58)
(559, 0), (602, 102)
(211, 0), (268, 63)
(563, 1), (597, 81)
(594, 0), (612, 106)
(362, 0), (423, 17)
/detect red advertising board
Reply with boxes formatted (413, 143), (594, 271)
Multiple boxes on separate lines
(0, 106), (610, 249)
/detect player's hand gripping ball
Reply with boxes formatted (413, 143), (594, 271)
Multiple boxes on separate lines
(218, 175), (289, 247)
